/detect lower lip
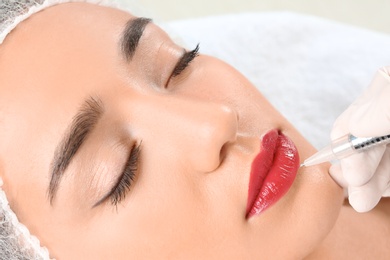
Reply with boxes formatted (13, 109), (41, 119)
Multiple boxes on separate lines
(246, 129), (300, 218)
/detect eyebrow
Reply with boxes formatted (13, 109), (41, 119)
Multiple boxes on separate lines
(121, 17), (152, 60)
(47, 17), (151, 205)
(48, 97), (104, 204)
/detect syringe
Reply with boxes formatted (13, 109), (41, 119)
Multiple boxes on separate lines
(301, 133), (390, 167)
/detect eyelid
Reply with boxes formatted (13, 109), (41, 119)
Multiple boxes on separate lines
(172, 44), (200, 77)
(92, 142), (141, 208)
(165, 43), (200, 87)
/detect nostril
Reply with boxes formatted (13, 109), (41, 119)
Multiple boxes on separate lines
(218, 106), (238, 163)
(223, 109), (240, 143)
(219, 141), (232, 164)
(235, 109), (240, 125)
(193, 102), (239, 173)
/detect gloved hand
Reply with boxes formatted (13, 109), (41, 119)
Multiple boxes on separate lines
(329, 66), (390, 212)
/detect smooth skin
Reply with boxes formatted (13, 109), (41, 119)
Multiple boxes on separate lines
(0, 3), (388, 259)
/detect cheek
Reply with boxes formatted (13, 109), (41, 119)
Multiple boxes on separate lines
(90, 169), (209, 258)
(182, 58), (252, 102)
(180, 57), (286, 131)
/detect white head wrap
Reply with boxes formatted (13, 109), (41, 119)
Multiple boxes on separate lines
(0, 177), (51, 259)
(0, 0), (118, 44)
(0, 1), (122, 259)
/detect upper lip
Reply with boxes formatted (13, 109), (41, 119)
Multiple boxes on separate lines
(246, 129), (299, 218)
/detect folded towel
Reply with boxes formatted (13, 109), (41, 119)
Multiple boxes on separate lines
(164, 12), (390, 149)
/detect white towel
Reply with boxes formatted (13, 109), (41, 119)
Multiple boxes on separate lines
(163, 12), (390, 149)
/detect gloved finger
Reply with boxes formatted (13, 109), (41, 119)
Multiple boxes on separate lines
(329, 164), (349, 188)
(331, 103), (357, 140)
(348, 148), (390, 212)
(350, 68), (390, 137)
(348, 185), (381, 212)
(383, 186), (390, 197)
(371, 148), (390, 198)
(349, 95), (390, 137)
(339, 145), (386, 186)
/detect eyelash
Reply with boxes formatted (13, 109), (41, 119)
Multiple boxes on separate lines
(98, 46), (199, 208)
(109, 142), (142, 207)
(170, 44), (200, 79)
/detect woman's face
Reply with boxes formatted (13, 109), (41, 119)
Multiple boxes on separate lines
(0, 3), (343, 259)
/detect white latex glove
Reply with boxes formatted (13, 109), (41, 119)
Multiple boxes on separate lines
(329, 67), (390, 212)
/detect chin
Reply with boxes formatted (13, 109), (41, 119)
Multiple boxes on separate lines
(247, 132), (344, 259)
(283, 163), (344, 258)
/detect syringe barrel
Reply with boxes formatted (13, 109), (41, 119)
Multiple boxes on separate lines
(331, 134), (355, 160)
(349, 134), (390, 151)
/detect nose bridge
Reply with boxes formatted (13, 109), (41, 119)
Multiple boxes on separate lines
(157, 95), (238, 172)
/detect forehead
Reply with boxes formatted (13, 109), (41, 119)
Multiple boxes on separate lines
(0, 3), (135, 186)
(2, 2), (134, 50)
(0, 3), (132, 116)
(0, 2), (133, 98)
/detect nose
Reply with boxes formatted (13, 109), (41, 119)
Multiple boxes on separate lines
(184, 99), (238, 172)
(140, 95), (238, 173)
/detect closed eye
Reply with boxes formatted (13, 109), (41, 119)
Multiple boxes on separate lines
(169, 43), (200, 79)
(93, 142), (142, 208)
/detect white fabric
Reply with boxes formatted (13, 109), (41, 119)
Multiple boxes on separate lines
(164, 12), (390, 149)
(2, 6), (390, 259)
(329, 67), (390, 212)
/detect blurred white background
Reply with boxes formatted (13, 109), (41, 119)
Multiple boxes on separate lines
(124, 0), (390, 34)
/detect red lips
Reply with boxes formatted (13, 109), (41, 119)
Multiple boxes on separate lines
(246, 129), (300, 218)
